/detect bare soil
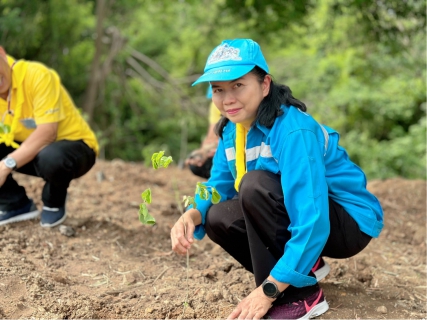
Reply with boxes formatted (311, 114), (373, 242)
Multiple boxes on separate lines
(0, 159), (426, 319)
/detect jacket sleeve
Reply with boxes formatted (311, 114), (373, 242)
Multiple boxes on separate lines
(270, 129), (330, 287)
(191, 137), (237, 240)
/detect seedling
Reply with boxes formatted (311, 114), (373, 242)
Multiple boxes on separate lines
(139, 152), (221, 226)
(138, 151), (222, 316)
(139, 189), (155, 225)
(151, 150), (173, 169)
(138, 151), (172, 225)
(182, 182), (221, 209)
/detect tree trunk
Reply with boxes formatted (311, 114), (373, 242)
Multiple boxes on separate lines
(82, 0), (106, 124)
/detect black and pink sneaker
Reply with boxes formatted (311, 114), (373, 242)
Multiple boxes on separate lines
(311, 257), (330, 281)
(265, 288), (329, 319)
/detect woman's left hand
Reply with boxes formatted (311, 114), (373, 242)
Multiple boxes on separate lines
(227, 286), (274, 320)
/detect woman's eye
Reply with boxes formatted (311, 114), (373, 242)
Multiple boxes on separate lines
(234, 83), (243, 88)
(213, 88), (222, 93)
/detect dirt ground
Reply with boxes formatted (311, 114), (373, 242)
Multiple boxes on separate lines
(0, 159), (426, 319)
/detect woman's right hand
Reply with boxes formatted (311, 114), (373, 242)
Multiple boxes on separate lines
(170, 209), (201, 255)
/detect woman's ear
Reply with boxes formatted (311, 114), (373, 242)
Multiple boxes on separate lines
(262, 75), (272, 97)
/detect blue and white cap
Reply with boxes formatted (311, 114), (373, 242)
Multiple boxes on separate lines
(192, 39), (269, 86)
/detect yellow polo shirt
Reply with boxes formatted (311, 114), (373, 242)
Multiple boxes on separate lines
(0, 56), (99, 155)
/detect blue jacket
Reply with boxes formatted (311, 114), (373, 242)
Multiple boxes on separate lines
(190, 106), (384, 287)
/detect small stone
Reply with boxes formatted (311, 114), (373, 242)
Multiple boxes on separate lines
(96, 171), (106, 182)
(145, 308), (154, 314)
(129, 201), (139, 208)
(205, 290), (222, 302)
(181, 306), (195, 318)
(202, 269), (216, 278)
(59, 225), (75, 237)
(376, 306), (387, 314)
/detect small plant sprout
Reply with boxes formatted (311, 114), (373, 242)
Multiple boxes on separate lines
(151, 150), (173, 169)
(139, 189), (155, 225)
(138, 151), (222, 316)
(138, 151), (173, 225)
(182, 182), (221, 210)
(139, 152), (221, 226)
(0, 122), (11, 134)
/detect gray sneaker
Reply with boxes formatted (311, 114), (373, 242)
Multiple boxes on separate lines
(0, 200), (40, 226)
(40, 205), (67, 228)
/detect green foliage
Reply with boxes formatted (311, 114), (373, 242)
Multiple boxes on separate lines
(141, 189), (152, 204)
(195, 182), (220, 204)
(183, 182), (221, 210)
(139, 188), (155, 225)
(1, 0), (424, 180)
(182, 195), (195, 209)
(223, 0), (312, 36)
(138, 151), (173, 225)
(139, 203), (156, 225)
(269, 0), (425, 179)
(151, 151), (173, 169)
(140, 152), (222, 225)
(341, 117), (426, 179)
(0, 0), (95, 101)
(0, 122), (11, 134)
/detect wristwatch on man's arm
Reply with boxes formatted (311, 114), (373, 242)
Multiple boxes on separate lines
(2, 157), (17, 170)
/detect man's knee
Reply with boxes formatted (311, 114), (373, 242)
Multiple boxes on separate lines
(36, 145), (73, 180)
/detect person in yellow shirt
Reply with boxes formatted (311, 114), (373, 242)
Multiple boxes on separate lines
(0, 46), (99, 227)
(185, 86), (220, 179)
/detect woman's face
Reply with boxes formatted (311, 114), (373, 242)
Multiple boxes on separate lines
(211, 72), (271, 129)
(0, 47), (11, 100)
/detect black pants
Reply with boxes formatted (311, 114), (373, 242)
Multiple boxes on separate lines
(0, 140), (96, 210)
(205, 170), (371, 303)
(189, 157), (213, 179)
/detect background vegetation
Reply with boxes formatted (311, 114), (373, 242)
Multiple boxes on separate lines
(1, 0), (425, 179)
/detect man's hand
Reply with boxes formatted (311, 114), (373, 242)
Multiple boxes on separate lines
(227, 286), (274, 320)
(6, 122), (58, 171)
(185, 143), (217, 167)
(0, 160), (13, 187)
(185, 148), (208, 167)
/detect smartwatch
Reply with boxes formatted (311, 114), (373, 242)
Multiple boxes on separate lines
(2, 157), (17, 170)
(262, 279), (282, 299)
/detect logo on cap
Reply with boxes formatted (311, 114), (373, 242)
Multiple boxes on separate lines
(207, 44), (242, 65)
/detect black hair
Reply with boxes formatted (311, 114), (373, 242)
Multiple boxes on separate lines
(214, 66), (307, 138)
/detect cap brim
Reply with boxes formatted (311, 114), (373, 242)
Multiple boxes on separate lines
(192, 65), (255, 86)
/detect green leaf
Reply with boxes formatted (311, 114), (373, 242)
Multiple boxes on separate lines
(151, 151), (165, 169)
(182, 195), (196, 209)
(0, 123), (11, 134)
(139, 203), (156, 225)
(159, 156), (173, 168)
(196, 183), (209, 200)
(211, 187), (221, 204)
(151, 151), (173, 169)
(141, 188), (152, 204)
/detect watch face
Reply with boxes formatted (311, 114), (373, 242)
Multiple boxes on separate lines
(263, 281), (278, 297)
(4, 157), (16, 169)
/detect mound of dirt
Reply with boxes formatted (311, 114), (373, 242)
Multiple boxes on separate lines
(0, 160), (425, 319)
